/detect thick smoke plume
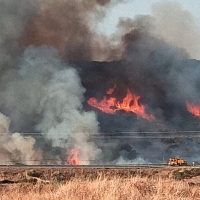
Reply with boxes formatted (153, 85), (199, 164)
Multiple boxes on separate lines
(0, 112), (41, 165)
(19, 0), (125, 61)
(1, 0), (200, 165)
(0, 0), (39, 71)
(152, 2), (200, 59)
(0, 0), (101, 164)
(1, 45), (101, 164)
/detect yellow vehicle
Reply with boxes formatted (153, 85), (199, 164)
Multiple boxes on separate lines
(168, 158), (187, 166)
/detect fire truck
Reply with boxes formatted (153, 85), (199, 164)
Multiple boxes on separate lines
(168, 158), (187, 166)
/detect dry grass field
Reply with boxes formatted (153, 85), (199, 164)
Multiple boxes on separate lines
(0, 167), (200, 200)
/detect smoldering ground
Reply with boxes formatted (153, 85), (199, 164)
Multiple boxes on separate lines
(0, 0), (200, 165)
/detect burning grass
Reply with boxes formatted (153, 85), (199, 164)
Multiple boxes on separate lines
(0, 175), (200, 200)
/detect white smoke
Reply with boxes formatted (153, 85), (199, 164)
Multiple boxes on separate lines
(0, 112), (41, 165)
(19, 46), (101, 164)
(0, 0), (42, 165)
(0, 44), (102, 164)
(116, 156), (150, 165)
(0, 0), (104, 163)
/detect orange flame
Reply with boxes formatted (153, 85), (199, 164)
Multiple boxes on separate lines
(186, 101), (200, 118)
(67, 149), (80, 165)
(87, 87), (155, 121)
(106, 84), (116, 95)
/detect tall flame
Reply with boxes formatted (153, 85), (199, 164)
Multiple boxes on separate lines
(186, 101), (200, 118)
(67, 149), (80, 165)
(87, 86), (155, 121)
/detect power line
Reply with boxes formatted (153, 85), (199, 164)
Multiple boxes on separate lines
(18, 131), (200, 139)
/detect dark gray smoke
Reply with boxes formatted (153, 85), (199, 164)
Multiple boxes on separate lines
(0, 0), (39, 72)
(19, 0), (126, 61)
(0, 0), (101, 164)
(75, 4), (200, 163)
(0, 0), (41, 164)
(0, 0), (200, 165)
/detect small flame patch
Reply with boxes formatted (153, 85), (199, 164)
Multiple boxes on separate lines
(186, 101), (200, 118)
(67, 149), (80, 165)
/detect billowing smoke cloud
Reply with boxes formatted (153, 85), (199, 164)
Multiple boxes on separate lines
(1, 45), (101, 164)
(0, 0), (39, 72)
(0, 0), (101, 164)
(0, 112), (41, 165)
(19, 0), (125, 61)
(0, 0), (41, 164)
(75, 3), (200, 163)
(152, 2), (200, 59)
(1, 0), (200, 165)
(29, 47), (101, 164)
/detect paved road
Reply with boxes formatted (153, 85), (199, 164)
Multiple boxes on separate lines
(0, 163), (199, 169)
(1, 164), (196, 169)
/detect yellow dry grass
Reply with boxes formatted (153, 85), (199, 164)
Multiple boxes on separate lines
(0, 176), (199, 200)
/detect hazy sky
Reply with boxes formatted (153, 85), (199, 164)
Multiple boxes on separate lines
(98, 0), (200, 35)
